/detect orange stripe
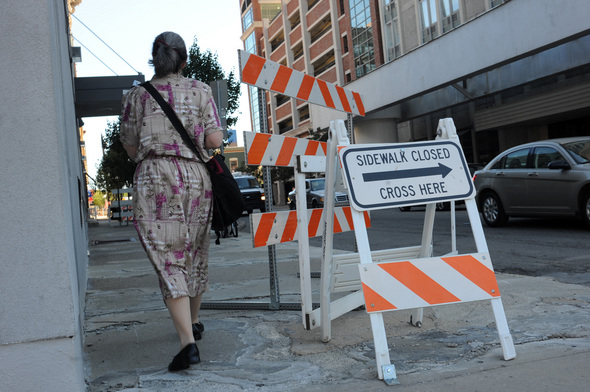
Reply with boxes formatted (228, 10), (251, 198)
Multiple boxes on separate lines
(333, 211), (343, 233)
(270, 65), (293, 93)
(242, 54), (266, 85)
(342, 206), (354, 229)
(316, 79), (336, 109)
(363, 211), (371, 228)
(362, 282), (397, 312)
(335, 85), (352, 113)
(280, 210), (299, 243)
(254, 212), (277, 248)
(379, 261), (461, 305)
(320, 142), (327, 155)
(308, 209), (323, 236)
(275, 137), (298, 166)
(304, 140), (319, 156)
(352, 91), (365, 116)
(442, 255), (501, 297)
(297, 75), (315, 100)
(247, 133), (271, 165)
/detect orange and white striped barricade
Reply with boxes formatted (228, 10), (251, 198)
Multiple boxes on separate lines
(244, 130), (372, 330)
(109, 189), (133, 226)
(335, 118), (515, 384)
(239, 50), (371, 332)
(239, 50), (365, 117)
(249, 206), (370, 248)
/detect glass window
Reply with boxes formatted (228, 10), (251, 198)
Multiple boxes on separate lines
(349, 0), (375, 78)
(502, 149), (530, 169)
(245, 33), (256, 54)
(532, 147), (562, 169)
(440, 0), (460, 32)
(261, 3), (281, 21)
(420, 0), (439, 43)
(384, 0), (401, 61)
(242, 7), (254, 32)
(561, 139), (590, 164)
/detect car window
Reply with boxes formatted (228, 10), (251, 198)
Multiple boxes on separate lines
(561, 140), (590, 164)
(235, 177), (260, 189)
(532, 147), (563, 169)
(310, 179), (325, 191)
(501, 148), (530, 169)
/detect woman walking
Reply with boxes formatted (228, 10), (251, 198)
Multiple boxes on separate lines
(120, 31), (223, 371)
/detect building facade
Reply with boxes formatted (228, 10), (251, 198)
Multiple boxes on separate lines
(0, 0), (89, 390)
(239, 0), (590, 163)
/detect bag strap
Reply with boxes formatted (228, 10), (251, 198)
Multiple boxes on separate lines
(140, 81), (206, 164)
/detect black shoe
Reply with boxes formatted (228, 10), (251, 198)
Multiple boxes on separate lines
(168, 343), (200, 371)
(192, 322), (205, 341)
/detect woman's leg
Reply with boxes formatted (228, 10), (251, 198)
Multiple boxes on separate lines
(189, 294), (203, 324)
(165, 296), (195, 348)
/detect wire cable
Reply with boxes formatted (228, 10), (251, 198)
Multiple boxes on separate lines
(71, 13), (141, 75)
(72, 35), (118, 76)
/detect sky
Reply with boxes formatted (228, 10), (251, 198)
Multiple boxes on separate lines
(71, 0), (250, 181)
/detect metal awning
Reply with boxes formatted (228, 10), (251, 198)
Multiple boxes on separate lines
(74, 75), (145, 118)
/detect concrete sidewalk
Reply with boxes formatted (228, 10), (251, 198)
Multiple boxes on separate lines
(84, 218), (590, 391)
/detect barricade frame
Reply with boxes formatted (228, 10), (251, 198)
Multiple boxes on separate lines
(333, 118), (515, 384)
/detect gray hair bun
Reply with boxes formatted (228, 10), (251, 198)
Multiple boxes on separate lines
(149, 31), (188, 76)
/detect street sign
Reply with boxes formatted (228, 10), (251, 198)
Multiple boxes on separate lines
(339, 140), (475, 210)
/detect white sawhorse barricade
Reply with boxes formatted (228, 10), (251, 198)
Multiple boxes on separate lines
(239, 49), (514, 385)
(330, 118), (516, 384)
(245, 132), (372, 329)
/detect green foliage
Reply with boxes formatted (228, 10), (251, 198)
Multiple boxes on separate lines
(182, 38), (241, 129)
(91, 190), (106, 208)
(96, 119), (136, 194)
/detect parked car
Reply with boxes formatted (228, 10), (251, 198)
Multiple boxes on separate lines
(473, 137), (590, 227)
(233, 173), (266, 214)
(287, 177), (349, 209)
(398, 163), (484, 212)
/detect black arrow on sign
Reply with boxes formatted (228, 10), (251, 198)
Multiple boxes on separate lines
(362, 163), (452, 182)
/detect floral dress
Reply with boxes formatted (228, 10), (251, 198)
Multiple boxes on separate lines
(120, 73), (222, 300)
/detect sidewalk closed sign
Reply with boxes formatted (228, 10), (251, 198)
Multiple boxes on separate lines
(339, 140), (475, 211)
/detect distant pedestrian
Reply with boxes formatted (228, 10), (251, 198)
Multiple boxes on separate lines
(120, 31), (223, 371)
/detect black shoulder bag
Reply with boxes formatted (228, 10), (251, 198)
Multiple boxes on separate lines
(140, 82), (244, 233)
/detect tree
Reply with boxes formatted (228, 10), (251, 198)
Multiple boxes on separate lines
(91, 190), (106, 208)
(96, 119), (136, 194)
(182, 38), (241, 129)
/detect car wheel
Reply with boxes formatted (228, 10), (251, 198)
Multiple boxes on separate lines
(260, 206), (266, 213)
(311, 199), (319, 209)
(480, 192), (509, 227)
(581, 190), (590, 228)
(399, 206), (412, 212)
(247, 209), (253, 214)
(436, 202), (450, 211)
(289, 202), (296, 210)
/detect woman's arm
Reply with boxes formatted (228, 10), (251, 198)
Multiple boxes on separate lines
(123, 144), (138, 160)
(204, 130), (224, 149)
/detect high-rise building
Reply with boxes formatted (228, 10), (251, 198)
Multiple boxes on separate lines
(239, 0), (590, 163)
